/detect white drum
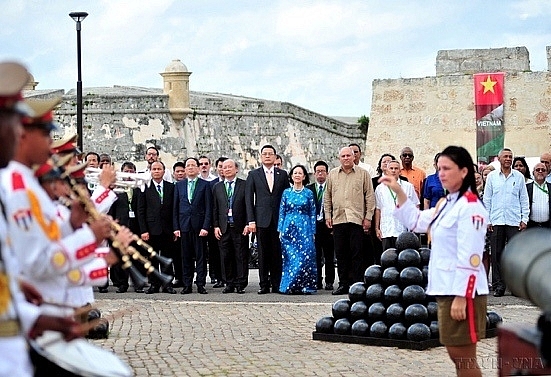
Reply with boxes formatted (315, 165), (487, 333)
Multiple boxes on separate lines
(30, 331), (133, 377)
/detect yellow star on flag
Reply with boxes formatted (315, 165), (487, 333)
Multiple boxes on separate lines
(480, 75), (497, 94)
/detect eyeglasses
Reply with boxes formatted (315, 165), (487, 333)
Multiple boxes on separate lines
(261, 152), (275, 156)
(535, 168), (547, 172)
(199, 162), (210, 166)
(401, 153), (413, 158)
(315, 170), (327, 174)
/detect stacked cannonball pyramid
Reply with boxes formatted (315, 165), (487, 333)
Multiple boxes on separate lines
(315, 232), (502, 344)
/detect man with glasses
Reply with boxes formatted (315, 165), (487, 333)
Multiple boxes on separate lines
(399, 147), (426, 200)
(526, 163), (551, 228)
(198, 156), (216, 181)
(245, 145), (289, 294)
(143, 146), (173, 182)
(483, 148), (529, 297)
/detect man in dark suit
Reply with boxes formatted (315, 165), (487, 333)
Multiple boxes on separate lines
(173, 157), (212, 294)
(307, 160), (335, 291)
(207, 156), (228, 288)
(137, 161), (177, 294)
(527, 162), (551, 228)
(245, 145), (289, 294)
(213, 159), (250, 293)
(107, 183), (131, 293)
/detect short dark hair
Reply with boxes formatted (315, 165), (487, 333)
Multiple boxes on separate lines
(85, 152), (100, 161)
(184, 157), (199, 167)
(215, 156), (228, 166)
(313, 160), (329, 172)
(275, 154), (282, 161)
(121, 161), (136, 172)
(151, 160), (165, 170)
(261, 144), (276, 154)
(288, 164), (310, 185)
(349, 143), (361, 153)
(198, 155), (210, 163)
(146, 146), (159, 155)
(173, 161), (185, 171)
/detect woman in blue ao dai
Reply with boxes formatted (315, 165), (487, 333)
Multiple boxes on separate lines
(278, 165), (317, 294)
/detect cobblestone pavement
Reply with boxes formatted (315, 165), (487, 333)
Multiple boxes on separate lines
(89, 272), (542, 377)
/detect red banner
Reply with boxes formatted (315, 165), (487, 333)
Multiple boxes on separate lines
(474, 73), (505, 160)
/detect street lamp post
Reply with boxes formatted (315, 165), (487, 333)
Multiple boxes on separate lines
(69, 11), (88, 151)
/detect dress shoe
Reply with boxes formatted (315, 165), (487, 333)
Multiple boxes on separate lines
(162, 286), (177, 294)
(98, 287), (109, 293)
(173, 280), (184, 288)
(134, 287), (145, 293)
(493, 288), (505, 297)
(213, 281), (225, 288)
(325, 284), (334, 291)
(272, 287), (281, 294)
(197, 286), (208, 294)
(180, 286), (192, 294)
(146, 286), (160, 294)
(332, 285), (349, 295)
(236, 288), (245, 294)
(222, 286), (235, 294)
(258, 287), (270, 295)
(317, 284), (324, 290)
(116, 286), (128, 293)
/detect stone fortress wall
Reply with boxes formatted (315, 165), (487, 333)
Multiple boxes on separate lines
(367, 46), (551, 172)
(24, 60), (363, 176)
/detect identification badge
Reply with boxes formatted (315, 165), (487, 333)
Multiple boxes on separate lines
(227, 209), (233, 217)
(129, 210), (135, 218)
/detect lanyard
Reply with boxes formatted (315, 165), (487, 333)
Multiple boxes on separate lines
(388, 186), (397, 204)
(535, 182), (549, 195)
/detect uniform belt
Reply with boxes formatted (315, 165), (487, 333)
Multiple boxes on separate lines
(0, 319), (20, 337)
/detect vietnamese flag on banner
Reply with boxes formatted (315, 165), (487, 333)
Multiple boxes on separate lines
(474, 73), (505, 160)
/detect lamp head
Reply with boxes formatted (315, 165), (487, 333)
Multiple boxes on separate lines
(69, 11), (88, 23)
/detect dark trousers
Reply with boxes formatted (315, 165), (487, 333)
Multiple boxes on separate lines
(382, 237), (397, 252)
(207, 231), (222, 281)
(219, 224), (249, 289)
(315, 221), (335, 286)
(172, 238), (183, 284)
(110, 261), (129, 288)
(181, 231), (207, 287)
(490, 225), (520, 290)
(527, 220), (551, 228)
(256, 221), (282, 291)
(333, 222), (364, 288)
(148, 233), (177, 288)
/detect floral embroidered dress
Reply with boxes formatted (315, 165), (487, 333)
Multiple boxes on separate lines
(277, 187), (317, 294)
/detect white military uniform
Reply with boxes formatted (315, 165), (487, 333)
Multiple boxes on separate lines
(0, 161), (109, 315)
(0, 191), (42, 377)
(393, 190), (489, 298)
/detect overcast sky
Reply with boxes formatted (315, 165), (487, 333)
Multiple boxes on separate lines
(1, 0), (550, 117)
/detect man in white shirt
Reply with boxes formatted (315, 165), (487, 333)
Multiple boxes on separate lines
(526, 163), (551, 228)
(349, 143), (376, 177)
(374, 160), (419, 250)
(198, 155), (217, 181)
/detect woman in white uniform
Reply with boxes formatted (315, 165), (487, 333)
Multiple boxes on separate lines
(379, 146), (488, 377)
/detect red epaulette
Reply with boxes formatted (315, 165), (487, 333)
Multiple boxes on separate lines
(89, 267), (108, 280)
(464, 191), (478, 203)
(94, 189), (110, 204)
(11, 172), (25, 190)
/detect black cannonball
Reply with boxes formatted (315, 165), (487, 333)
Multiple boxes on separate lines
(487, 311), (503, 329)
(87, 308), (102, 322)
(402, 285), (426, 305)
(399, 266), (424, 287)
(386, 303), (405, 323)
(348, 282), (367, 303)
(429, 320), (439, 339)
(382, 267), (400, 286)
(365, 283), (384, 304)
(333, 318), (352, 335)
(422, 265), (429, 286)
(380, 248), (398, 269)
(427, 301), (438, 321)
(350, 301), (368, 321)
(407, 323), (431, 342)
(404, 304), (429, 326)
(395, 232), (420, 251)
(419, 247), (431, 266)
(388, 322), (407, 340)
(370, 321), (388, 338)
(332, 299), (351, 319)
(397, 249), (422, 269)
(315, 316), (335, 334)
(351, 319), (370, 337)
(368, 302), (386, 322)
(364, 265), (383, 285)
(384, 285), (402, 305)
(88, 318), (109, 339)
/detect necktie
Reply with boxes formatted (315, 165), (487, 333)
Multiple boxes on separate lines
(267, 170), (274, 192)
(227, 181), (234, 223)
(189, 180), (196, 202)
(157, 184), (163, 204)
(317, 184), (324, 202)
